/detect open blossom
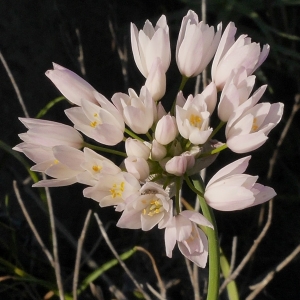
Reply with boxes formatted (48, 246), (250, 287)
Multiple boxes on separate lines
(16, 145), (84, 187)
(14, 118), (84, 150)
(204, 156), (276, 211)
(225, 94), (284, 153)
(131, 15), (171, 78)
(65, 92), (124, 145)
(212, 22), (270, 90)
(165, 210), (213, 268)
(76, 147), (121, 186)
(112, 86), (156, 134)
(218, 68), (256, 122)
(117, 182), (173, 231)
(46, 63), (97, 106)
(176, 93), (213, 145)
(176, 10), (222, 77)
(83, 172), (141, 208)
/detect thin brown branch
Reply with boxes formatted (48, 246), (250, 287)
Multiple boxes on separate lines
(13, 181), (54, 266)
(73, 210), (92, 300)
(44, 179), (65, 300)
(229, 236), (238, 275)
(135, 246), (166, 299)
(75, 28), (86, 76)
(94, 213), (151, 300)
(219, 200), (273, 293)
(246, 245), (300, 300)
(267, 94), (300, 179)
(0, 50), (29, 118)
(108, 18), (128, 90)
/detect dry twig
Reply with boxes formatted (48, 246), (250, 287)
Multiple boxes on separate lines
(44, 179), (65, 300)
(246, 245), (300, 300)
(73, 210), (92, 300)
(0, 50), (29, 118)
(219, 201), (273, 293)
(94, 213), (152, 300)
(13, 181), (54, 266)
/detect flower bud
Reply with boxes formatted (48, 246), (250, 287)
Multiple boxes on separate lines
(155, 115), (178, 145)
(125, 157), (150, 181)
(125, 138), (151, 159)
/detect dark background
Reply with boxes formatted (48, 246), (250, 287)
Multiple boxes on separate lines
(1, 0), (300, 299)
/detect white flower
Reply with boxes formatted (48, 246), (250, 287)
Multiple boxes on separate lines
(65, 92), (124, 145)
(83, 172), (141, 208)
(176, 10), (222, 77)
(45, 63), (97, 106)
(117, 182), (173, 231)
(15, 118), (83, 150)
(218, 68), (256, 122)
(76, 148), (121, 186)
(165, 211), (213, 268)
(204, 156), (276, 211)
(212, 22), (270, 90)
(112, 86), (156, 134)
(131, 15), (171, 77)
(225, 95), (284, 153)
(176, 93), (213, 145)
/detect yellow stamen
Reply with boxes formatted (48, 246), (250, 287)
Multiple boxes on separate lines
(252, 117), (259, 132)
(110, 182), (125, 198)
(90, 121), (98, 128)
(189, 114), (202, 127)
(92, 165), (102, 172)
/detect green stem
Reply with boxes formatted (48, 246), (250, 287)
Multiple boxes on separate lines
(209, 121), (226, 140)
(175, 177), (181, 215)
(190, 174), (220, 300)
(124, 128), (144, 142)
(199, 144), (228, 158)
(83, 142), (127, 157)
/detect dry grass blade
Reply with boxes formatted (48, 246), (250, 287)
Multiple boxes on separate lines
(246, 245), (300, 300)
(94, 213), (151, 300)
(73, 210), (92, 300)
(13, 180), (54, 267)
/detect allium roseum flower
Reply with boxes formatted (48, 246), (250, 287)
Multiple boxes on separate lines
(212, 22), (270, 90)
(46, 63), (97, 106)
(65, 92), (124, 145)
(131, 15), (171, 78)
(112, 86), (156, 134)
(117, 182), (173, 231)
(83, 172), (141, 208)
(225, 96), (284, 153)
(20, 145), (84, 187)
(176, 10), (222, 77)
(204, 156), (276, 211)
(176, 93), (213, 145)
(14, 118), (84, 150)
(124, 156), (150, 181)
(165, 210), (213, 268)
(125, 138), (151, 159)
(76, 147), (121, 186)
(218, 68), (256, 122)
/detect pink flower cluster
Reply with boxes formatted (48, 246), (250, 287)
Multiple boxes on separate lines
(14, 10), (283, 268)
